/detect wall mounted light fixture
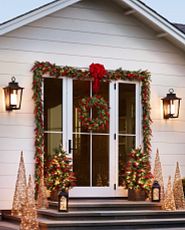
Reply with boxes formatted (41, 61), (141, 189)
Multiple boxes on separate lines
(161, 88), (181, 119)
(3, 77), (24, 111)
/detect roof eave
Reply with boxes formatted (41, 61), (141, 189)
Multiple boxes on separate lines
(119, 0), (185, 49)
(0, 0), (81, 36)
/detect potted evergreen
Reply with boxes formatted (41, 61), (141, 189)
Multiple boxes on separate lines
(123, 147), (153, 201)
(45, 145), (76, 201)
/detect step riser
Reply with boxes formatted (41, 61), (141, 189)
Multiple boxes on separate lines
(49, 204), (161, 211)
(4, 199), (185, 230)
(39, 222), (185, 230)
(38, 213), (185, 221)
(69, 206), (161, 211)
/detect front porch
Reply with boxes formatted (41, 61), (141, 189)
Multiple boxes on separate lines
(2, 198), (185, 229)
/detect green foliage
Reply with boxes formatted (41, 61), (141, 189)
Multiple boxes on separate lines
(123, 147), (153, 193)
(32, 61), (152, 194)
(45, 145), (76, 192)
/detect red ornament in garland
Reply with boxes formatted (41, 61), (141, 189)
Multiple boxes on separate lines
(89, 63), (107, 94)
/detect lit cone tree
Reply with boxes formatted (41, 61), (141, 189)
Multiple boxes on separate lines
(37, 172), (48, 209)
(11, 151), (27, 217)
(153, 149), (164, 203)
(20, 175), (39, 230)
(173, 162), (185, 209)
(162, 176), (176, 211)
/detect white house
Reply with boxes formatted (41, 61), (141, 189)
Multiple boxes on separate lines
(0, 0), (185, 210)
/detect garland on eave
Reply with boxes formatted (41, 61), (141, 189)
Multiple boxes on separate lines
(31, 61), (152, 194)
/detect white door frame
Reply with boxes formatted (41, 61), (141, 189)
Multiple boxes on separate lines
(62, 78), (141, 197)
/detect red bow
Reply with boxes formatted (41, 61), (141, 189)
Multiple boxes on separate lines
(89, 63), (107, 94)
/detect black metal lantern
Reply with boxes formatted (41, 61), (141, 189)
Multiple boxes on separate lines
(161, 88), (181, 119)
(151, 180), (161, 202)
(58, 191), (68, 212)
(3, 77), (24, 111)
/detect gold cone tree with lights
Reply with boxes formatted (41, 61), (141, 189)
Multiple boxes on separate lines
(37, 172), (48, 209)
(173, 162), (185, 209)
(153, 149), (164, 202)
(162, 176), (176, 211)
(20, 175), (39, 230)
(11, 151), (27, 217)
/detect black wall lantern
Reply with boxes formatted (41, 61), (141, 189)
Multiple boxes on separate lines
(58, 191), (68, 212)
(3, 77), (24, 111)
(151, 180), (161, 202)
(162, 88), (181, 119)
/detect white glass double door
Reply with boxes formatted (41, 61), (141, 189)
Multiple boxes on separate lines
(58, 78), (140, 197)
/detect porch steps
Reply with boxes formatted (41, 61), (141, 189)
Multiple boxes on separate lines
(2, 198), (185, 229)
(49, 198), (161, 211)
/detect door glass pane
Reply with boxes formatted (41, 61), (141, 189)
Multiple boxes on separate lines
(119, 84), (135, 134)
(73, 80), (90, 133)
(73, 80), (110, 187)
(92, 135), (109, 187)
(44, 78), (63, 158)
(73, 80), (90, 186)
(73, 134), (90, 186)
(118, 83), (136, 186)
(93, 82), (109, 133)
(118, 136), (135, 186)
(44, 133), (63, 157)
(44, 78), (62, 131)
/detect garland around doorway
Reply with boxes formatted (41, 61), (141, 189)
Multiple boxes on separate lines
(31, 61), (152, 193)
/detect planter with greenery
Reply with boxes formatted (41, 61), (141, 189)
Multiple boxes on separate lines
(45, 145), (76, 200)
(123, 147), (153, 201)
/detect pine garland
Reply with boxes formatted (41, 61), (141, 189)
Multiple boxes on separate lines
(31, 61), (152, 194)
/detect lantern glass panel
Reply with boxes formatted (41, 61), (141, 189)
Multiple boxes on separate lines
(3, 77), (24, 110)
(162, 89), (181, 119)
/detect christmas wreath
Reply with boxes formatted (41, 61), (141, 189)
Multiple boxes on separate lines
(78, 95), (109, 131)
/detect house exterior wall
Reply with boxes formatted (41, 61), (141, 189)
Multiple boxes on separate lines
(0, 0), (185, 209)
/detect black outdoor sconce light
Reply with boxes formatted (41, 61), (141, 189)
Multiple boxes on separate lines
(58, 191), (68, 212)
(151, 180), (161, 202)
(161, 88), (181, 119)
(3, 77), (24, 111)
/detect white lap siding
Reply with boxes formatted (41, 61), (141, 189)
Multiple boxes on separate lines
(0, 0), (185, 208)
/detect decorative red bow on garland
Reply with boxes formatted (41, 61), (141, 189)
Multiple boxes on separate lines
(89, 63), (107, 94)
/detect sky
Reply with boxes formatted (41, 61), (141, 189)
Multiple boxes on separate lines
(0, 0), (184, 24)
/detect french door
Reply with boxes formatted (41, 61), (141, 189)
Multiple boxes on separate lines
(44, 77), (141, 197)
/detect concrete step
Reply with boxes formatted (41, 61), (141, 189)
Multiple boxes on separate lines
(38, 218), (185, 230)
(0, 221), (19, 230)
(38, 209), (185, 221)
(3, 198), (185, 229)
(49, 199), (161, 211)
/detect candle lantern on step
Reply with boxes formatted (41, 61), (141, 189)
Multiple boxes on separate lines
(58, 191), (68, 212)
(151, 180), (161, 202)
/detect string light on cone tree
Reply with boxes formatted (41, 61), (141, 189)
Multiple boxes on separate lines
(162, 176), (176, 211)
(20, 175), (39, 230)
(153, 149), (165, 203)
(37, 173), (48, 209)
(11, 151), (27, 217)
(173, 162), (185, 210)
(31, 61), (152, 193)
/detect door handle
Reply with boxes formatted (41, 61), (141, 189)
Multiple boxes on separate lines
(68, 139), (77, 153)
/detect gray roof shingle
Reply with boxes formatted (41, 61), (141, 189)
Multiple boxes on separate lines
(174, 23), (185, 33)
